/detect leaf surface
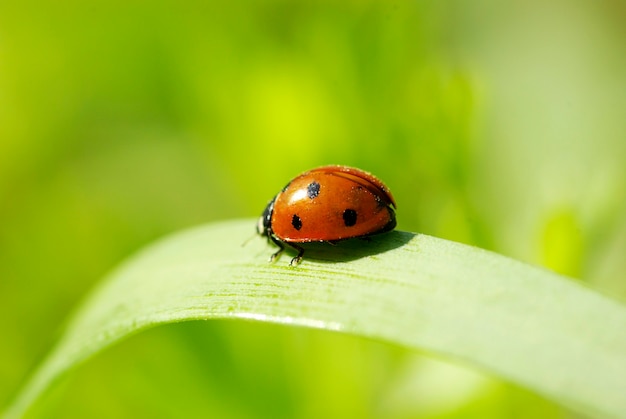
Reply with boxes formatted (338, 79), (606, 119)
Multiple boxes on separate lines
(5, 219), (626, 418)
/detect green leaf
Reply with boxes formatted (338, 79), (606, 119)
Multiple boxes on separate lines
(5, 219), (626, 418)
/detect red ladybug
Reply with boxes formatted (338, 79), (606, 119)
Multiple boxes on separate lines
(257, 165), (396, 265)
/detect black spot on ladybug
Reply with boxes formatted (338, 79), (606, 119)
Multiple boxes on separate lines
(343, 209), (357, 227)
(292, 214), (303, 230)
(307, 181), (320, 199)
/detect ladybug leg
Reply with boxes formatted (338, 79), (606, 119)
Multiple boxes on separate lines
(268, 234), (285, 262)
(287, 243), (305, 266)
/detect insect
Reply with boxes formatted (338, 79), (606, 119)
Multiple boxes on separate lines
(257, 165), (396, 266)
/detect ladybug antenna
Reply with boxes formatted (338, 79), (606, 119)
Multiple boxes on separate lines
(241, 232), (257, 247)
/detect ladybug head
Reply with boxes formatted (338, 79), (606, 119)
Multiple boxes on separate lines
(257, 196), (275, 236)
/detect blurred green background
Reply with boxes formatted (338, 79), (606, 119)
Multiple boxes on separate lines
(1, 0), (625, 417)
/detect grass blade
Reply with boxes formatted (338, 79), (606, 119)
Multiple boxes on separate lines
(4, 219), (626, 418)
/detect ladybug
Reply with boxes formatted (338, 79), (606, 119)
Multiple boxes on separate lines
(257, 165), (396, 266)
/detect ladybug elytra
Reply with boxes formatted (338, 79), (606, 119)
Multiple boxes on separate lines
(257, 165), (396, 266)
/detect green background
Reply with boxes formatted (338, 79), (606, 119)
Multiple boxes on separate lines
(1, 0), (625, 417)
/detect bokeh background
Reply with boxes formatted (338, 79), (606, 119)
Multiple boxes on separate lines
(1, 0), (625, 417)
